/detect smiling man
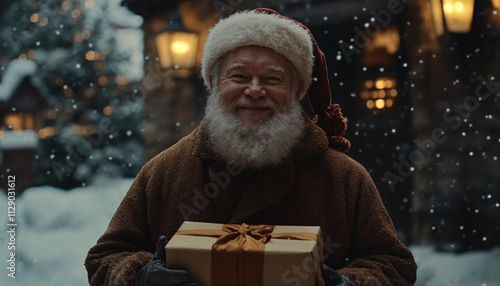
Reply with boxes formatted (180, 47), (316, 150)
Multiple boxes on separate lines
(85, 8), (416, 286)
(206, 46), (306, 169)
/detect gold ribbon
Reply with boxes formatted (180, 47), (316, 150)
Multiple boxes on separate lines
(175, 223), (324, 286)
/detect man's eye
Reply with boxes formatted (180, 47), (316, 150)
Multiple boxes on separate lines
(231, 74), (247, 79)
(265, 77), (282, 83)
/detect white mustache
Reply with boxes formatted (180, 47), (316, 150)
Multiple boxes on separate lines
(232, 96), (276, 109)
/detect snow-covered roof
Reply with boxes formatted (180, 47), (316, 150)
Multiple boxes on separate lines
(0, 129), (38, 150)
(0, 59), (38, 102)
(84, 0), (142, 30)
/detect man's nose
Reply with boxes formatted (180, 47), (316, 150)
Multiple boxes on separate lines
(244, 78), (266, 99)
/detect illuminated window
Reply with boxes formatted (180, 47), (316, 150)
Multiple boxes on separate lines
(3, 112), (35, 130)
(360, 77), (398, 110)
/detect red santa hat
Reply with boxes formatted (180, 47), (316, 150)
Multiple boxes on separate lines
(201, 8), (350, 152)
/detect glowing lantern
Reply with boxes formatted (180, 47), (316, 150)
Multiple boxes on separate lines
(441, 0), (475, 33)
(155, 11), (199, 72)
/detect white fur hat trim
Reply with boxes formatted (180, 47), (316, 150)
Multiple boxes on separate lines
(201, 10), (314, 98)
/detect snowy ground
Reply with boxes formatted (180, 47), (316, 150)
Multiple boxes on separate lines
(1, 178), (499, 286)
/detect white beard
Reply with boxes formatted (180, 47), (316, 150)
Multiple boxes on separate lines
(205, 88), (306, 170)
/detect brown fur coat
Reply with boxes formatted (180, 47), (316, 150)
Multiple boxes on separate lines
(85, 118), (416, 285)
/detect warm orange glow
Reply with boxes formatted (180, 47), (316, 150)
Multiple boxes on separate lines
(366, 100), (375, 109)
(30, 13), (40, 23)
(492, 0), (500, 9)
(442, 0), (474, 33)
(365, 80), (373, 89)
(25, 113), (34, 129)
(18, 54), (27, 60)
(389, 89), (398, 97)
(171, 41), (190, 53)
(361, 76), (397, 110)
(378, 90), (387, 99)
(85, 50), (98, 61)
(375, 78), (386, 89)
(115, 76), (129, 86)
(385, 79), (394, 88)
(431, 0), (445, 35)
(38, 127), (56, 138)
(4, 114), (22, 130)
(375, 99), (385, 109)
(103, 106), (113, 116)
(27, 50), (37, 59)
(155, 31), (199, 70)
(98, 76), (108, 86)
(4, 113), (34, 130)
(369, 27), (400, 54)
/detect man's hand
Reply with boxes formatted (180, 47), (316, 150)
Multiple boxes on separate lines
(136, 236), (197, 286)
(322, 264), (356, 286)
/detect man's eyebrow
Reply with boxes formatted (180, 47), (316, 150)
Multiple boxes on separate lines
(225, 63), (246, 72)
(264, 65), (285, 73)
(225, 63), (285, 74)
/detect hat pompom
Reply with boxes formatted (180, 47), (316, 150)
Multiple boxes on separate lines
(315, 104), (351, 152)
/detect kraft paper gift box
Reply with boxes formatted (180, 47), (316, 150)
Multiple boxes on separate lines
(165, 221), (325, 286)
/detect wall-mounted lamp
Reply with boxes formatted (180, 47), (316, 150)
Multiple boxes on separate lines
(431, 0), (475, 35)
(492, 0), (500, 10)
(155, 11), (199, 73)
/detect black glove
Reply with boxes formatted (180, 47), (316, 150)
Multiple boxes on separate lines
(136, 235), (197, 286)
(322, 264), (356, 286)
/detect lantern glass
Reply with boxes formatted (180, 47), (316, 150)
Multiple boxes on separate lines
(155, 30), (199, 70)
(442, 0), (475, 33)
(431, 0), (445, 35)
(493, 0), (500, 9)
